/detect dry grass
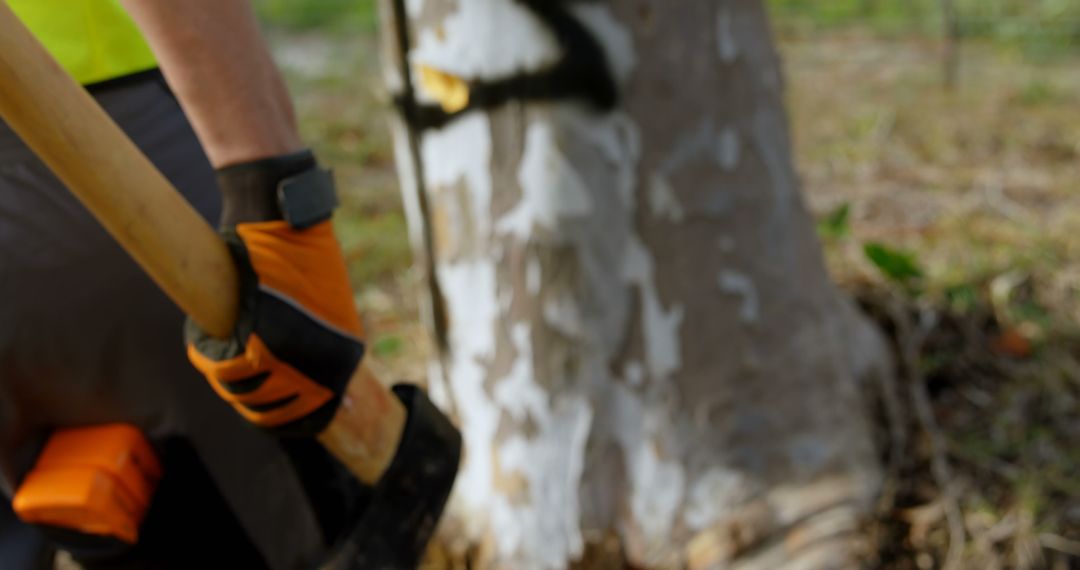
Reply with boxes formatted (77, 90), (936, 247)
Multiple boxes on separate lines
(784, 34), (1080, 569)
(786, 34), (1080, 321)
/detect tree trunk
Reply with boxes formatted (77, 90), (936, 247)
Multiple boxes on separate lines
(378, 0), (893, 567)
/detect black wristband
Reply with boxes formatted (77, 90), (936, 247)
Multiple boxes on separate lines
(215, 150), (318, 228)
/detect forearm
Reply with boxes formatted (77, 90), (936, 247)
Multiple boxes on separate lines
(121, 0), (302, 167)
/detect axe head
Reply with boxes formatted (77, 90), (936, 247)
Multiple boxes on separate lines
(328, 384), (462, 570)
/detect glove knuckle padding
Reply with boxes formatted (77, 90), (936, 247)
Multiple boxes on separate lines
(236, 221), (363, 338)
(186, 220), (365, 436)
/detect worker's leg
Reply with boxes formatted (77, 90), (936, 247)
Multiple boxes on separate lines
(0, 498), (52, 570)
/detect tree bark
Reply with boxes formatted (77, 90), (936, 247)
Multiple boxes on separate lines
(379, 0), (893, 567)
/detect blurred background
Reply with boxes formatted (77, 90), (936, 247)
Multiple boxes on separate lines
(254, 1), (1080, 567)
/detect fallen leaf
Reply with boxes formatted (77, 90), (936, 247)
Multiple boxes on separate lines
(991, 328), (1033, 359)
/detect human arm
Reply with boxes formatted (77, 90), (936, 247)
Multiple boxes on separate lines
(121, 0), (375, 438)
(120, 0), (302, 168)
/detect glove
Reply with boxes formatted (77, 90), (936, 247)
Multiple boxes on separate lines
(185, 150), (364, 436)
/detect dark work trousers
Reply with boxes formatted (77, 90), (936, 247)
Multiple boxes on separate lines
(0, 72), (361, 570)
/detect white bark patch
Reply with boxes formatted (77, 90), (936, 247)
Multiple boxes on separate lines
(498, 121), (595, 240)
(426, 107), (639, 566)
(491, 403), (592, 568)
(557, 110), (641, 358)
(623, 361), (646, 388)
(427, 360), (452, 410)
(422, 114), (494, 237)
(683, 468), (757, 531)
(718, 270), (760, 325)
(420, 113), (501, 539)
(624, 237), (684, 380)
(655, 122), (743, 215)
(492, 325), (549, 422)
(612, 383), (686, 547)
(498, 286), (514, 312)
(715, 6), (739, 64)
(647, 173), (685, 222)
(659, 120), (712, 173)
(411, 0), (561, 81)
(716, 126), (742, 171)
(439, 258), (501, 529)
(643, 295), (685, 381)
(569, 112), (641, 209)
(543, 294), (587, 338)
(491, 326), (593, 567)
(526, 256), (542, 295)
(568, 3), (637, 85)
(405, 0), (424, 19)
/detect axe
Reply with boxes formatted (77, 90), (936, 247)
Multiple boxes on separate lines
(0, 5), (458, 567)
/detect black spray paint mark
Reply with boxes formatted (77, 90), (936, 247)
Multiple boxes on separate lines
(395, 0), (619, 132)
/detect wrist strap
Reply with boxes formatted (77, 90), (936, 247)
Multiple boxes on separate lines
(278, 167), (338, 229)
(216, 150), (338, 229)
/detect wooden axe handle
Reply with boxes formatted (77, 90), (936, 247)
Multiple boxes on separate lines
(0, 4), (403, 485)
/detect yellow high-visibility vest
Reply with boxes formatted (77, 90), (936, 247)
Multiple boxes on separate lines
(8, 0), (157, 85)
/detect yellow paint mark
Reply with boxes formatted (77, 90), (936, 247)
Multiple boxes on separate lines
(417, 65), (470, 113)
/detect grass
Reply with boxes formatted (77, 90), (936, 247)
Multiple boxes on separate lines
(767, 0), (1080, 59)
(785, 34), (1080, 323)
(785, 32), (1080, 567)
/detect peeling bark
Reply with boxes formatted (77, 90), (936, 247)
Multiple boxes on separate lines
(380, 1), (892, 568)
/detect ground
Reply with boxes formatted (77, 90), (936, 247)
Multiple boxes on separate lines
(784, 33), (1080, 569)
(263, 21), (1080, 570)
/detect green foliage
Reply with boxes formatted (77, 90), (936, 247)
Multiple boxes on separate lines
(768, 0), (940, 34)
(372, 334), (404, 357)
(1011, 79), (1067, 106)
(1010, 299), (1052, 330)
(767, 0), (1080, 56)
(817, 203), (852, 240)
(814, 203), (927, 292)
(254, 0), (377, 32)
(956, 0), (1080, 57)
(944, 283), (980, 313)
(864, 242), (925, 285)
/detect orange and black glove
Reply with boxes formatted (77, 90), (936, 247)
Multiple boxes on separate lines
(185, 151), (364, 436)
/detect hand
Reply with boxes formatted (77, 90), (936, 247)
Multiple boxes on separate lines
(185, 151), (364, 436)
